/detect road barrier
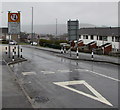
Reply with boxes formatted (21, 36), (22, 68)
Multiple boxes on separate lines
(12, 49), (15, 61)
(61, 47), (64, 54)
(91, 51), (94, 60)
(64, 47), (66, 53)
(76, 48), (79, 59)
(14, 46), (16, 55)
(5, 47), (7, 54)
(20, 48), (22, 58)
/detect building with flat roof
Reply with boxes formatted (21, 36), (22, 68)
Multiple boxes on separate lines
(0, 28), (9, 40)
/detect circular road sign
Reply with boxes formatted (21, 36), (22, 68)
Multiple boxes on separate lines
(8, 13), (20, 22)
(10, 14), (18, 21)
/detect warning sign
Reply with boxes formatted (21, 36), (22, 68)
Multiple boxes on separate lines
(8, 13), (20, 22)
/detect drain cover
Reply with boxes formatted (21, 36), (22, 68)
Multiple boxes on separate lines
(0, 61), (6, 65)
(34, 96), (49, 103)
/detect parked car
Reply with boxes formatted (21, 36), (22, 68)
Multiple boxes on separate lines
(31, 42), (37, 46)
(9, 40), (17, 45)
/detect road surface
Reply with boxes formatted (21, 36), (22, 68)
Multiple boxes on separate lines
(7, 46), (119, 108)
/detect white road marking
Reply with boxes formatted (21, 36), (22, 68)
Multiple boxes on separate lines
(58, 70), (72, 73)
(41, 68), (119, 82)
(22, 72), (36, 76)
(41, 71), (55, 74)
(53, 80), (113, 107)
(85, 70), (120, 82)
(75, 68), (120, 82)
(74, 68), (86, 71)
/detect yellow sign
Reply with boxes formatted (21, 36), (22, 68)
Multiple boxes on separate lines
(8, 13), (20, 22)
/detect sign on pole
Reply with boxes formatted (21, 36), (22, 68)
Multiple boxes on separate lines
(67, 19), (79, 41)
(8, 12), (20, 34)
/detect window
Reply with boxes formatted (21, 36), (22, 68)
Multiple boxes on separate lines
(83, 35), (88, 39)
(86, 35), (88, 39)
(115, 36), (120, 42)
(91, 35), (94, 40)
(79, 35), (81, 39)
(99, 36), (102, 40)
(97, 36), (99, 40)
(99, 36), (107, 41)
(103, 36), (108, 41)
(112, 36), (114, 42)
(83, 35), (86, 39)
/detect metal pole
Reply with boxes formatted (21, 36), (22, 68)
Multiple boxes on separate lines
(8, 34), (10, 58)
(76, 20), (79, 58)
(18, 35), (20, 57)
(31, 7), (33, 45)
(56, 18), (57, 38)
(70, 42), (71, 57)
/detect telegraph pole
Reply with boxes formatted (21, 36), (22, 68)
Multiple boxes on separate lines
(56, 18), (57, 38)
(31, 7), (33, 45)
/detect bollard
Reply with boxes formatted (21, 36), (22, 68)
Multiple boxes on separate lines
(14, 46), (16, 55)
(91, 51), (94, 60)
(61, 46), (64, 54)
(20, 48), (22, 58)
(12, 49), (15, 61)
(64, 46), (66, 53)
(76, 48), (79, 59)
(5, 47), (7, 54)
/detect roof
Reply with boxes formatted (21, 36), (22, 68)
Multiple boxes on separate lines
(0, 28), (8, 34)
(79, 27), (120, 36)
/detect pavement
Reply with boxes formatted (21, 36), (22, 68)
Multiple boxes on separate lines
(23, 45), (120, 65)
(1, 44), (33, 109)
(2, 59), (32, 109)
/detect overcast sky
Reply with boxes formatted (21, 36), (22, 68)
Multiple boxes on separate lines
(1, 2), (118, 27)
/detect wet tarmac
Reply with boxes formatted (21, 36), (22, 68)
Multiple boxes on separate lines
(8, 46), (119, 108)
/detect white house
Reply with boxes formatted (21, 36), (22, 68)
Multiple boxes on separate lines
(79, 27), (120, 51)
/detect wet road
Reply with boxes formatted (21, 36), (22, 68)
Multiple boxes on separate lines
(9, 46), (119, 108)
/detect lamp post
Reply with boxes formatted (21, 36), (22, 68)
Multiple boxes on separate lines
(8, 11), (11, 58)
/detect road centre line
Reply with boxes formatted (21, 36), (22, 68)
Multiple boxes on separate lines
(85, 70), (120, 82)
(57, 70), (72, 73)
(41, 68), (119, 82)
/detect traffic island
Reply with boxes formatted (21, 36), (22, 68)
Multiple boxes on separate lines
(56, 53), (120, 65)
(3, 54), (27, 65)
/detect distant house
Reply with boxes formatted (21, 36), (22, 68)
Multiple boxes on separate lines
(0, 28), (9, 40)
(79, 27), (120, 51)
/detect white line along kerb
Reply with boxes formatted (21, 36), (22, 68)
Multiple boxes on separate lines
(53, 80), (113, 107)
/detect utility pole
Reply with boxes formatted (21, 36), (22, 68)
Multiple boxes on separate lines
(56, 18), (57, 38)
(31, 7), (33, 45)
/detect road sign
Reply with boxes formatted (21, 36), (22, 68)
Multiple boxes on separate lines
(67, 20), (79, 41)
(8, 12), (20, 34)
(8, 13), (20, 22)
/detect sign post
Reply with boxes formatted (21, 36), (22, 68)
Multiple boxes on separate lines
(67, 19), (79, 57)
(8, 11), (21, 58)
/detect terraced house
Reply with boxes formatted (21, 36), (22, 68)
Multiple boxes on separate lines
(79, 27), (120, 52)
